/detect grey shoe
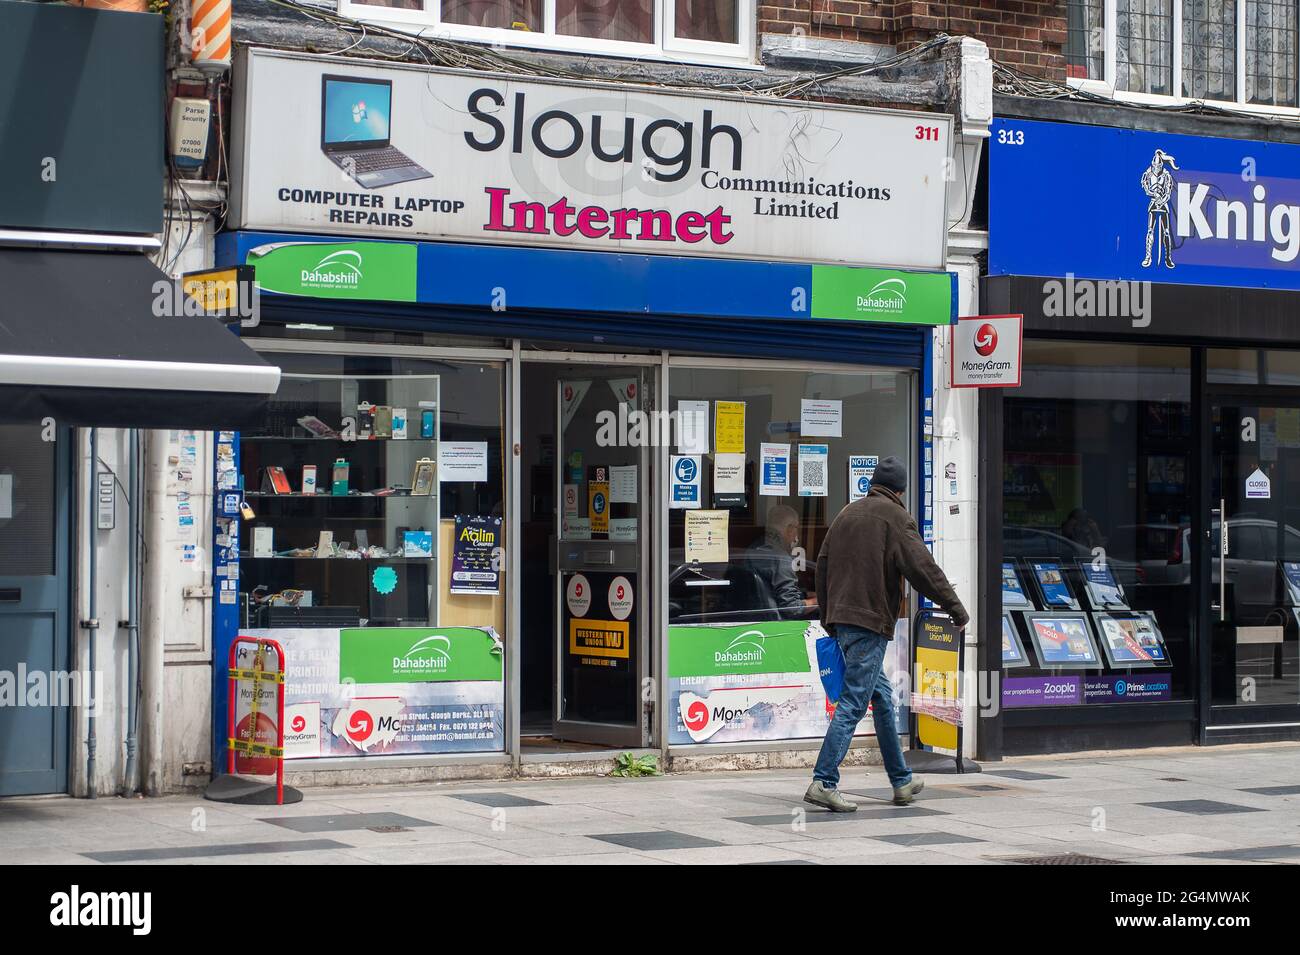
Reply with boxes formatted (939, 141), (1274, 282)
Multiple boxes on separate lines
(804, 781), (857, 813)
(892, 777), (925, 805)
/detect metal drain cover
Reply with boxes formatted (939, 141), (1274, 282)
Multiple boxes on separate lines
(1004, 853), (1126, 865)
(368, 825), (412, 833)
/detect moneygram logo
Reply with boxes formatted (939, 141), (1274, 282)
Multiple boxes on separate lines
(974, 323), (998, 356)
(856, 277), (906, 314)
(290, 714), (307, 733)
(683, 699), (709, 732)
(395, 634), (451, 676)
(300, 249), (363, 289)
(715, 629), (766, 668)
(346, 708), (374, 742)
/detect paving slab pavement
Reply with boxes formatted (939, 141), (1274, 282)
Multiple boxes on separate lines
(2, 742), (1298, 865)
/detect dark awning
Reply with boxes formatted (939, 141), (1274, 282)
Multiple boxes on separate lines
(0, 249), (280, 429)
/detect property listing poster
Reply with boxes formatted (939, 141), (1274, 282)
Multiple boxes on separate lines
(243, 626), (505, 758)
(667, 620), (907, 745)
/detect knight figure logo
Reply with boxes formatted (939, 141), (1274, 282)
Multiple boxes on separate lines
(1140, 149), (1178, 269)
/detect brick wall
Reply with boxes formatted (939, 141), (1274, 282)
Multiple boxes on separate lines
(759, 0), (1068, 81)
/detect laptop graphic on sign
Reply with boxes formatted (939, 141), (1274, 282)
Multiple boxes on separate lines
(320, 74), (431, 189)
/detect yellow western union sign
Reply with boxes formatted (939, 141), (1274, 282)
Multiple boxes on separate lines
(569, 619), (630, 659)
(182, 267), (243, 312)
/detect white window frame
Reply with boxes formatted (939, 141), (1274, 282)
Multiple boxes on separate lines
(1071, 0), (1300, 116)
(336, 0), (758, 68)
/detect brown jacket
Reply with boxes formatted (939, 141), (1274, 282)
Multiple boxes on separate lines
(815, 485), (969, 637)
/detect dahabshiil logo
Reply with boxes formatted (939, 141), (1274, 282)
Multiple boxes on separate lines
(715, 629), (766, 667)
(856, 277), (907, 313)
(300, 249), (363, 289)
(395, 634), (451, 674)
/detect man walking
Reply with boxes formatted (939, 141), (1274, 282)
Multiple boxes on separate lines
(805, 456), (968, 812)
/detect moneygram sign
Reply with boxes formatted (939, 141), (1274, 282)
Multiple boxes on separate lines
(951, 314), (1022, 388)
(230, 48), (950, 269)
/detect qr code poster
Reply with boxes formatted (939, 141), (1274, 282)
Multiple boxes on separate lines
(798, 444), (829, 497)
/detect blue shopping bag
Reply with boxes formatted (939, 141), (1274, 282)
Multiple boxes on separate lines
(816, 630), (845, 703)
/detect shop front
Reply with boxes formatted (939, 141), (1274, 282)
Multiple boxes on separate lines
(212, 47), (961, 778)
(982, 108), (1300, 755)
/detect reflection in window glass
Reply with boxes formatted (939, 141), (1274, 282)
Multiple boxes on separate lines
(1067, 0), (1106, 79)
(556, 0), (655, 43)
(443, 0), (543, 29)
(353, 0), (421, 8)
(1209, 347), (1262, 385)
(1117, 0), (1174, 94)
(1247, 0), (1298, 106)
(675, 0), (738, 43)
(666, 366), (912, 625)
(1003, 342), (1194, 701)
(1183, 0), (1237, 100)
(1267, 349), (1300, 385)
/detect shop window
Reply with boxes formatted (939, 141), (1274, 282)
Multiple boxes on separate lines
(234, 352), (507, 758)
(666, 365), (914, 627)
(1002, 342), (1195, 705)
(338, 0), (753, 65)
(664, 363), (915, 745)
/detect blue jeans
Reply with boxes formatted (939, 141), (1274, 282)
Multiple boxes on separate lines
(812, 624), (912, 790)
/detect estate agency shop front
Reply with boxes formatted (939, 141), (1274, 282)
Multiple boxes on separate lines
(981, 108), (1300, 756)
(212, 47), (957, 780)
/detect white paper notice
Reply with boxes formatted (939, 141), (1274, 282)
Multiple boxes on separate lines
(0, 474), (11, 519)
(439, 442), (488, 482)
(677, 400), (709, 454)
(760, 443), (790, 496)
(713, 453), (745, 494)
(799, 444), (829, 497)
(800, 398), (843, 437)
(609, 465), (638, 504)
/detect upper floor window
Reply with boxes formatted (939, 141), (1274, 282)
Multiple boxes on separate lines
(338, 0), (752, 65)
(1066, 0), (1298, 108)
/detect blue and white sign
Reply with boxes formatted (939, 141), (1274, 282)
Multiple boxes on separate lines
(848, 454), (878, 502)
(991, 118), (1300, 290)
(670, 454), (702, 509)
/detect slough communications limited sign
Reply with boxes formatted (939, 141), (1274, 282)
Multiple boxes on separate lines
(230, 48), (951, 269)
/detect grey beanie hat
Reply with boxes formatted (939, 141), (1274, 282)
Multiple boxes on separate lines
(872, 455), (907, 494)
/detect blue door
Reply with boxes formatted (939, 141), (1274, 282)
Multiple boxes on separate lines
(0, 424), (70, 796)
